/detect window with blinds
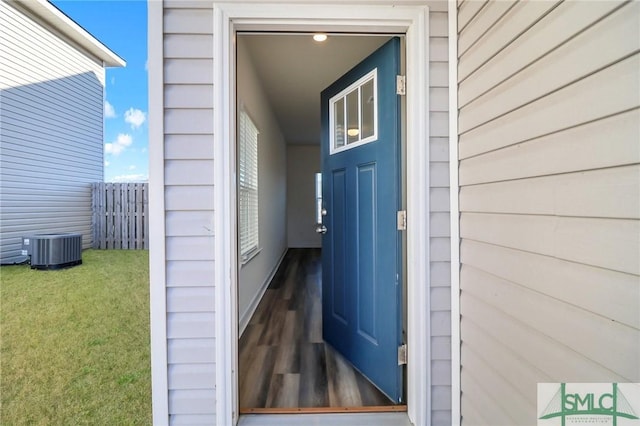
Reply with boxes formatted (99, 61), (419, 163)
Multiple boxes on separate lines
(239, 108), (259, 263)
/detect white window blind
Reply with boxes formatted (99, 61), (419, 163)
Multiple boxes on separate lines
(239, 108), (259, 262)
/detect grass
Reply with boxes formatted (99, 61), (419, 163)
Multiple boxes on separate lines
(1, 250), (151, 425)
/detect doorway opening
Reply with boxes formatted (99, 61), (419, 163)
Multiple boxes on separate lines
(235, 32), (407, 413)
(212, 5), (432, 425)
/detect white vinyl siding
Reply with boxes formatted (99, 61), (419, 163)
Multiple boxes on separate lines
(157, 1), (452, 424)
(457, 1), (640, 424)
(0, 1), (105, 264)
(163, 4), (217, 424)
(238, 109), (259, 261)
(428, 9), (453, 425)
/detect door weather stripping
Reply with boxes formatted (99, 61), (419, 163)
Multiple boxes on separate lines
(396, 75), (406, 95)
(397, 210), (407, 230)
(398, 344), (407, 365)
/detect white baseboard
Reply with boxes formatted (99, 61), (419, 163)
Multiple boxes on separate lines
(238, 248), (288, 337)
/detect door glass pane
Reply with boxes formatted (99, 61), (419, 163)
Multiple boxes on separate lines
(329, 68), (377, 154)
(346, 89), (359, 144)
(334, 98), (345, 148)
(360, 79), (374, 139)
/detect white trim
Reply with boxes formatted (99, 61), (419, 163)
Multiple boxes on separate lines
(448, 1), (461, 425)
(214, 5), (239, 425)
(240, 247), (261, 267)
(404, 6), (431, 425)
(15, 0), (125, 67)
(238, 249), (288, 336)
(214, 4), (431, 426)
(147, 1), (168, 424)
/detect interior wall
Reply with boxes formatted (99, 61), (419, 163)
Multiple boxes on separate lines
(237, 37), (288, 324)
(287, 144), (321, 248)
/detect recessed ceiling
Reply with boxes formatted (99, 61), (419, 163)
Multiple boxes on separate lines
(240, 34), (393, 145)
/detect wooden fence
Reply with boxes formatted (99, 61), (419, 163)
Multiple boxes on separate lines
(92, 182), (148, 249)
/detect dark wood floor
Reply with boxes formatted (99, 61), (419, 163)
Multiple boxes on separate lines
(239, 248), (397, 410)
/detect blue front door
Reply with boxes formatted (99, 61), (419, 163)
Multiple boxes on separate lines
(320, 38), (403, 403)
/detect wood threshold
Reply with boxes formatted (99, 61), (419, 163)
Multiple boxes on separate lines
(240, 405), (408, 414)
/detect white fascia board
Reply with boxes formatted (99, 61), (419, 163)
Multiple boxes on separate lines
(13, 0), (126, 67)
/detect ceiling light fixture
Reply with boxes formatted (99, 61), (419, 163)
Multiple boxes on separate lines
(347, 128), (359, 137)
(313, 33), (328, 42)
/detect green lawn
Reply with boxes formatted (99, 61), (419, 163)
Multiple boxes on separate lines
(1, 250), (151, 425)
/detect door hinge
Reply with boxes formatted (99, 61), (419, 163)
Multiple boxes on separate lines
(396, 75), (406, 95)
(398, 344), (407, 365)
(397, 210), (407, 231)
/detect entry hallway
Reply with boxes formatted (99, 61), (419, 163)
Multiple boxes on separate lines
(239, 249), (401, 411)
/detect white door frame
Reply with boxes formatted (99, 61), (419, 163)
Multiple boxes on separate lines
(213, 3), (432, 425)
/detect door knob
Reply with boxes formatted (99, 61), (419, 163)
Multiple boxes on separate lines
(315, 225), (327, 234)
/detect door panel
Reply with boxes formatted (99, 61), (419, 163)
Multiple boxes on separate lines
(331, 169), (348, 323)
(356, 163), (377, 341)
(320, 37), (403, 403)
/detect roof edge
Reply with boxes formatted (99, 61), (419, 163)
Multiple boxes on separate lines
(13, 0), (126, 68)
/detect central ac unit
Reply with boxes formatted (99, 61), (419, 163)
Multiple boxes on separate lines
(21, 233), (83, 270)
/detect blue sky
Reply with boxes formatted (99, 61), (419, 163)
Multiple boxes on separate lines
(52, 0), (148, 182)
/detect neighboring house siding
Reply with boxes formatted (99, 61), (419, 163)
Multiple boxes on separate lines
(457, 1), (640, 424)
(0, 1), (104, 263)
(162, 3), (217, 424)
(159, 1), (451, 423)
